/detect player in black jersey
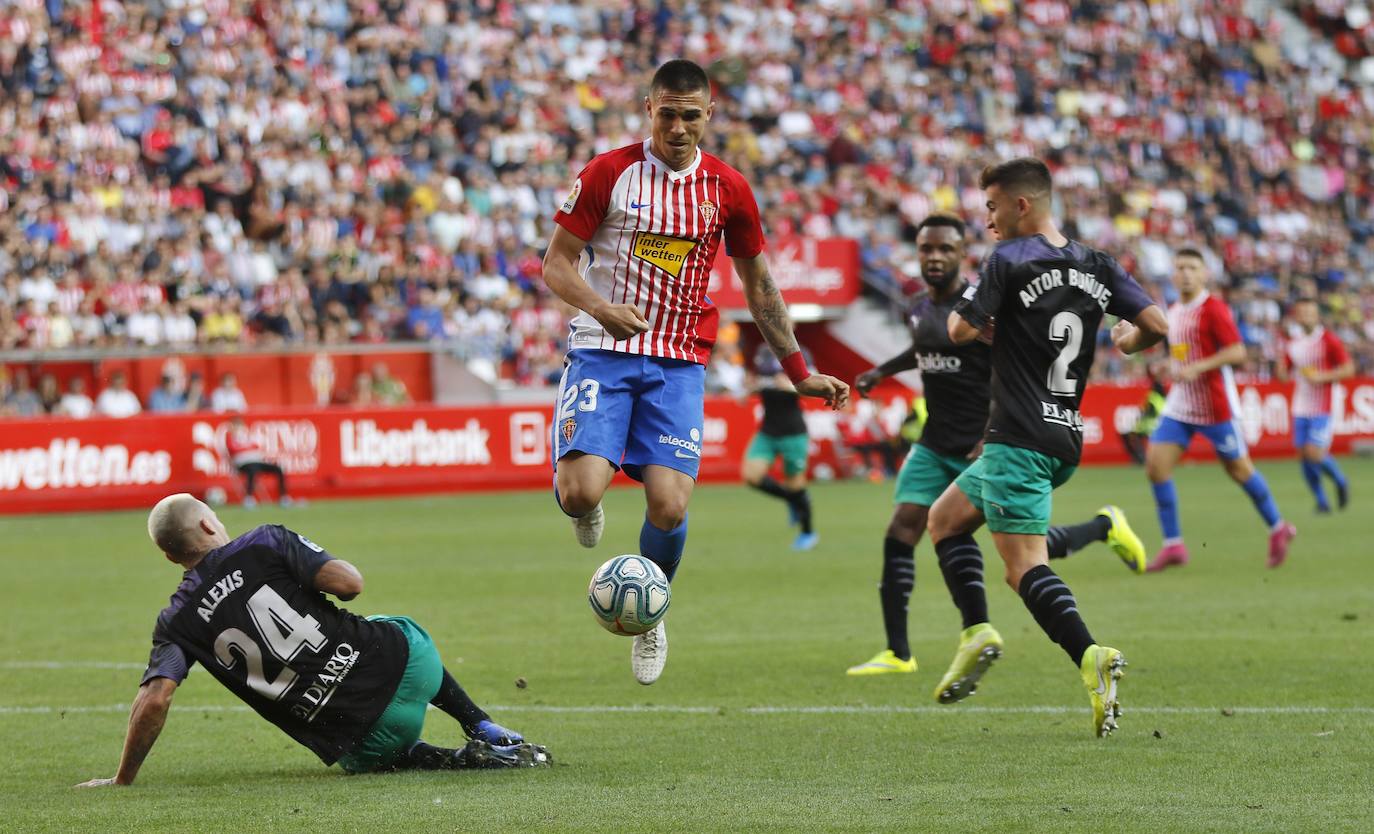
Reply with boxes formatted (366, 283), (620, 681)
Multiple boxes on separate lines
(76, 493), (549, 787)
(742, 345), (817, 550)
(927, 159), (1167, 736)
(845, 214), (1148, 677)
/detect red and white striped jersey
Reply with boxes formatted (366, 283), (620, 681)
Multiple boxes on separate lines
(1284, 326), (1350, 417)
(553, 139), (765, 364)
(1163, 291), (1243, 424)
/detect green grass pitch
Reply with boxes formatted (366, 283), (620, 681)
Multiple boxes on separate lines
(2, 459), (1371, 832)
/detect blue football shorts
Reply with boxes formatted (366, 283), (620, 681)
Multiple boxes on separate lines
(552, 349), (706, 481)
(1150, 415), (1248, 461)
(1294, 415), (1333, 450)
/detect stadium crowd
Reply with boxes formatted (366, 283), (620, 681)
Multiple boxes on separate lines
(2, 0), (1373, 419)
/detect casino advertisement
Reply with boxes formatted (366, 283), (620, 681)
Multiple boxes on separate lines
(2, 380), (1373, 515)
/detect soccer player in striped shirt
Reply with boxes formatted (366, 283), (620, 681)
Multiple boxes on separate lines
(1278, 298), (1353, 513)
(541, 60), (849, 685)
(1145, 249), (1297, 571)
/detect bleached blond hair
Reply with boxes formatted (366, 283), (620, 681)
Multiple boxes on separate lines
(147, 493), (209, 561)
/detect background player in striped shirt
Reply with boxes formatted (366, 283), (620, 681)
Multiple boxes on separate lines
(541, 60), (848, 685)
(1145, 249), (1297, 571)
(1278, 298), (1353, 513)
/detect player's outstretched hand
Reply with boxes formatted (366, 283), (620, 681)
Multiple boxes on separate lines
(795, 374), (850, 410)
(592, 302), (650, 341)
(855, 369), (882, 397)
(75, 777), (121, 788)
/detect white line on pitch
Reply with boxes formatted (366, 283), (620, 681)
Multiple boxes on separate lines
(0, 661), (144, 670)
(2, 704), (1372, 717)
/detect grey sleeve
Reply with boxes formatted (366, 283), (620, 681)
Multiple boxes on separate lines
(1104, 257), (1154, 321)
(142, 616), (192, 685)
(954, 252), (1005, 330)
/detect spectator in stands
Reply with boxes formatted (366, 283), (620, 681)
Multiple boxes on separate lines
(37, 373), (62, 414)
(201, 297), (244, 345)
(95, 371), (142, 418)
(58, 377), (95, 420)
(126, 298), (164, 348)
(0, 0), (1371, 402)
(162, 302), (198, 347)
(4, 368), (45, 417)
(250, 300), (295, 345)
(0, 370), (12, 417)
(346, 372), (375, 407)
(224, 414), (293, 509)
(184, 373), (209, 412)
(371, 363), (410, 405)
(148, 374), (187, 414)
(407, 288), (447, 341)
(211, 373), (248, 414)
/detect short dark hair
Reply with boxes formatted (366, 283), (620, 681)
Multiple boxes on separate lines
(915, 213), (966, 239)
(651, 60), (710, 96)
(1174, 247), (1206, 263)
(978, 157), (1052, 196)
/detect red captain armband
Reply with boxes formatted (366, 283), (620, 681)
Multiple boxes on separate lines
(781, 350), (810, 385)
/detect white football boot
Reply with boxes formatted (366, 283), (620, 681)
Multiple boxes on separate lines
(572, 503), (605, 549)
(631, 621), (668, 685)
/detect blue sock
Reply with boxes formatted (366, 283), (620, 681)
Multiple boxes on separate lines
(1300, 459), (1329, 510)
(1319, 456), (1348, 490)
(640, 513), (687, 582)
(1241, 472), (1282, 528)
(1151, 480), (1181, 541)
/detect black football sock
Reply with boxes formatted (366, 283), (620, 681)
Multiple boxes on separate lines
(751, 477), (813, 534)
(430, 669), (490, 735)
(879, 536), (916, 660)
(400, 739), (461, 770)
(934, 533), (988, 629)
(790, 488), (814, 534)
(751, 476), (792, 500)
(1046, 515), (1111, 559)
(1017, 564), (1094, 665)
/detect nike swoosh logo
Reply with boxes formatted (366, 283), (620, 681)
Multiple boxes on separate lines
(630, 201), (652, 209)
(674, 449), (697, 459)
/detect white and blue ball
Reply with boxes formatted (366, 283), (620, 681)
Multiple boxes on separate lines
(588, 555), (671, 636)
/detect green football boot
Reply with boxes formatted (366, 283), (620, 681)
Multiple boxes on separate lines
(933, 624), (1003, 704)
(1080, 644), (1126, 737)
(1098, 505), (1146, 574)
(845, 649), (917, 676)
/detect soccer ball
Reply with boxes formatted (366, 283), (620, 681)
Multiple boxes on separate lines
(587, 555), (671, 636)
(204, 486), (227, 506)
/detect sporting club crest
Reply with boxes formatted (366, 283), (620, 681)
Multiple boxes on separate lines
(699, 199), (717, 226)
(561, 418), (577, 442)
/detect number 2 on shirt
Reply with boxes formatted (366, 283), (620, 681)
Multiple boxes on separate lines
(1047, 311), (1083, 397)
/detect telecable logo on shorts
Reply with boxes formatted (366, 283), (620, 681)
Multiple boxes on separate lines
(658, 429), (701, 456)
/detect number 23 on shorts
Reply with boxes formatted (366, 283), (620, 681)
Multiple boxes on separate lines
(559, 378), (600, 419)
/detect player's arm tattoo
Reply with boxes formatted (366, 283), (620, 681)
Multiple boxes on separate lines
(114, 678), (177, 785)
(734, 255), (800, 358)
